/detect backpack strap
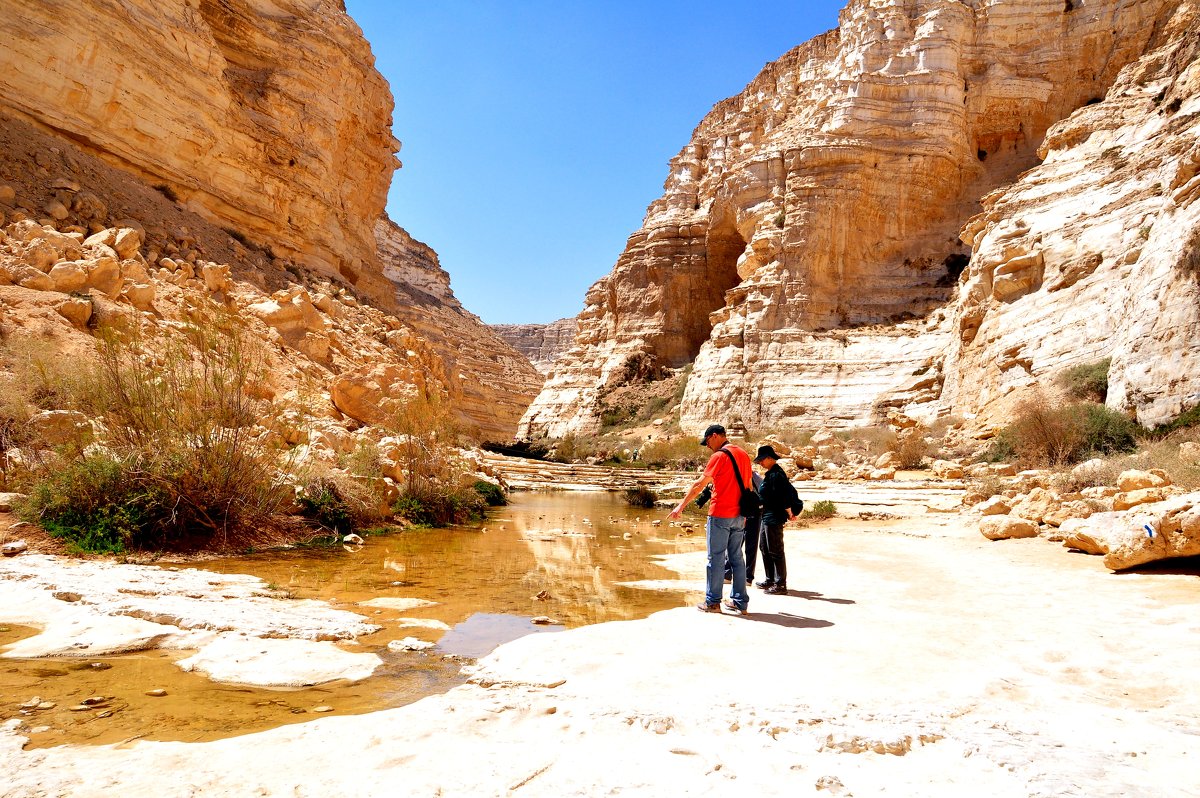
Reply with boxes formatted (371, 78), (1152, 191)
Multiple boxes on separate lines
(721, 447), (748, 489)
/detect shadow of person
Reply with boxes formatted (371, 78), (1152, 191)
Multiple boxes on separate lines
(746, 611), (834, 629)
(789, 590), (855, 605)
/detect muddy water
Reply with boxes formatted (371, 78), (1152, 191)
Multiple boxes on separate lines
(2, 492), (704, 747)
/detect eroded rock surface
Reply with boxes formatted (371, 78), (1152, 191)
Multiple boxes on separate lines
(492, 317), (579, 376)
(522, 0), (1199, 437)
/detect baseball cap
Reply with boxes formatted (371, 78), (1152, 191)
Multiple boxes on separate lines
(700, 424), (726, 445)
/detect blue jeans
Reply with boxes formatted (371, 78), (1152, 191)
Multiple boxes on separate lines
(706, 515), (748, 610)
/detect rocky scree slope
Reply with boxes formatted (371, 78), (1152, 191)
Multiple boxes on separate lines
(520, 0), (1200, 438)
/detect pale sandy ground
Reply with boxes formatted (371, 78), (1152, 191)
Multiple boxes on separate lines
(2, 509), (1198, 797)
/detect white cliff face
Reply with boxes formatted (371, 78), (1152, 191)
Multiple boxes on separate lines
(943, 2), (1200, 428)
(491, 318), (579, 376)
(521, 0), (1189, 438)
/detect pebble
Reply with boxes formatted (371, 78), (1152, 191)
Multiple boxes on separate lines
(19, 697), (41, 709)
(89, 662), (112, 671)
(81, 696), (107, 706)
(69, 705), (90, 712)
(145, 689), (167, 697)
(312, 705), (334, 713)
(530, 616), (561, 626)
(96, 710), (114, 718)
(2, 540), (28, 557)
(37, 702), (56, 710)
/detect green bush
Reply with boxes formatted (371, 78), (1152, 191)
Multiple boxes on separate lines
(473, 480), (508, 506)
(622, 486), (658, 508)
(297, 481), (355, 536)
(804, 500), (837, 519)
(20, 454), (155, 553)
(395, 484), (487, 527)
(990, 399), (1137, 467)
(1058, 359), (1111, 402)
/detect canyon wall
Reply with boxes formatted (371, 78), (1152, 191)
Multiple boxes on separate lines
(375, 219), (543, 440)
(491, 318), (579, 375)
(521, 0), (1196, 438)
(0, 0), (397, 294)
(0, 0), (541, 440)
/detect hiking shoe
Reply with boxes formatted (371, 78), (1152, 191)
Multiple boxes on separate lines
(754, 580), (774, 589)
(764, 584), (788, 595)
(696, 602), (721, 613)
(722, 599), (747, 616)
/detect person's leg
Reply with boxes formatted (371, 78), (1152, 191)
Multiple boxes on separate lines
(743, 514), (760, 583)
(759, 520), (776, 585)
(726, 517), (748, 611)
(762, 522), (786, 590)
(705, 516), (731, 606)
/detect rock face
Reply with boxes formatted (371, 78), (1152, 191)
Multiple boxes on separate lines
(0, 0), (397, 291)
(375, 219), (542, 440)
(521, 0), (1197, 438)
(491, 318), (579, 375)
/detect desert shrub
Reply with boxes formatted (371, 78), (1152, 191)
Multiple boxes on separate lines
(20, 318), (291, 551)
(1180, 224), (1200, 278)
(839, 425), (895, 455)
(971, 475), (1011, 500)
(19, 454), (153, 553)
(804, 500), (837, 519)
(394, 483), (486, 527)
(297, 479), (356, 536)
(888, 427), (931, 468)
(1058, 358), (1110, 402)
(474, 480), (508, 506)
(639, 437), (709, 470)
(990, 399), (1138, 467)
(622, 486), (658, 508)
(550, 433), (599, 463)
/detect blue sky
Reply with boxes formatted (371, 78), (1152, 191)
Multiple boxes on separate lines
(345, 1), (845, 324)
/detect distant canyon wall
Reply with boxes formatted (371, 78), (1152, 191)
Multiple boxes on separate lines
(491, 318), (579, 376)
(521, 0), (1198, 438)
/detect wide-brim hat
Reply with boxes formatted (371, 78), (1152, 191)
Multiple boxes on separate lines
(754, 444), (780, 463)
(699, 423), (726, 445)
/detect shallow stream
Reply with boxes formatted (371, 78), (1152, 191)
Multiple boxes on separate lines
(2, 492), (705, 747)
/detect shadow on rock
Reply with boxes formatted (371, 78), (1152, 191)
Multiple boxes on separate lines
(789, 590), (855, 604)
(747, 612), (834, 629)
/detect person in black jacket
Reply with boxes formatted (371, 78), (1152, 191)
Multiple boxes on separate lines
(753, 444), (803, 594)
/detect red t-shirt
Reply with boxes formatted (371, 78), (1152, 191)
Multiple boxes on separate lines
(703, 445), (754, 518)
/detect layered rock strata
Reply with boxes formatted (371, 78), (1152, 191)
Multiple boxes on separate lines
(522, 0), (1190, 438)
(0, 0), (397, 293)
(491, 317), (579, 375)
(375, 219), (542, 440)
(942, 1), (1200, 428)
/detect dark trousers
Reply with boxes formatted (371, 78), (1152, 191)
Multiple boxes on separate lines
(759, 521), (787, 587)
(726, 514), (760, 582)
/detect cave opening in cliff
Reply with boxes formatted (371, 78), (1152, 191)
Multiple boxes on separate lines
(680, 214), (745, 360)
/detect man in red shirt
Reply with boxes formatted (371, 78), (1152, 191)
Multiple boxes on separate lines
(668, 424), (753, 615)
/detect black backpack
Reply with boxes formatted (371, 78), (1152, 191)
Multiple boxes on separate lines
(722, 448), (762, 518)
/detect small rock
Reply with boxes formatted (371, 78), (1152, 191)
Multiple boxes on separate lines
(2, 540), (28, 557)
(387, 637), (436, 652)
(144, 689), (167, 697)
(88, 662), (112, 671)
(979, 516), (1039, 540)
(52, 591), (81, 602)
(0, 492), (28, 513)
(69, 705), (91, 712)
(530, 616), (560, 625)
(533, 590), (552, 601)
(0, 184), (15, 204)
(43, 199), (69, 220)
(36, 702), (55, 710)
(81, 696), (107, 706)
(343, 533), (365, 545)
(19, 697), (42, 709)
(96, 710), (114, 718)
(55, 296), (93, 328)
(312, 705), (334, 713)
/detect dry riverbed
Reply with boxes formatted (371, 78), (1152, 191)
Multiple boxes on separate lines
(1, 485), (1197, 796)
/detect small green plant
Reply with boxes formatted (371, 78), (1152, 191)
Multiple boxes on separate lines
(395, 484), (487, 527)
(297, 481), (355, 536)
(622, 486), (658, 508)
(19, 454), (153, 553)
(473, 480), (508, 506)
(773, 211), (786, 228)
(1058, 358), (1110, 403)
(804, 500), (837, 519)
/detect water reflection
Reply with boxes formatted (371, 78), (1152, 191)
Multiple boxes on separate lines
(2, 492), (704, 747)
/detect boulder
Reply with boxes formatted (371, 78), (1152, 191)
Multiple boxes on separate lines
(113, 227), (143, 259)
(1009, 488), (1061, 525)
(989, 463), (1019, 477)
(0, 492), (27, 512)
(874, 451), (901, 469)
(86, 256), (123, 297)
(2, 540), (27, 556)
(1116, 469), (1164, 492)
(123, 283), (156, 311)
(55, 297), (92, 328)
(1060, 517), (1111, 555)
(980, 516), (1039, 540)
(976, 496), (1011, 516)
(1112, 487), (1168, 511)
(931, 459), (964, 479)
(1103, 494), (1200, 570)
(1043, 500), (1095, 528)
(27, 410), (92, 447)
(48, 261), (88, 292)
(330, 364), (428, 428)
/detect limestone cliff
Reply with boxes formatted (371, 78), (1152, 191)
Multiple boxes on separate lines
(491, 318), (579, 375)
(521, 0), (1195, 438)
(375, 219), (543, 440)
(0, 0), (397, 294)
(0, 0), (541, 441)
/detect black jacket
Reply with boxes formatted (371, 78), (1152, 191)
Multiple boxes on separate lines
(758, 463), (803, 525)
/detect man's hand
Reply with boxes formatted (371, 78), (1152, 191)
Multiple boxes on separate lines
(667, 506), (683, 520)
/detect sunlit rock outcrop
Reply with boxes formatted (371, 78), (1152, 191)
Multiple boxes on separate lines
(521, 0), (1189, 438)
